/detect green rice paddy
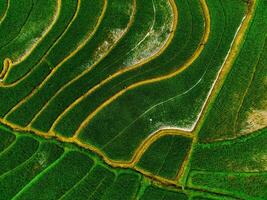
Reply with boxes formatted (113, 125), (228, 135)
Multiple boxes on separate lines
(0, 0), (266, 199)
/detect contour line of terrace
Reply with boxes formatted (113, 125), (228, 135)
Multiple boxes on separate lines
(1, 0), (201, 185)
(0, 0), (105, 86)
(29, 0), (176, 130)
(0, 0), (256, 188)
(0, 0), (10, 25)
(0, 0), (79, 81)
(232, 36), (267, 135)
(0, 0), (61, 80)
(0, 0), (34, 56)
(69, 0), (209, 139)
(3, 0), (135, 118)
(0, 129), (250, 200)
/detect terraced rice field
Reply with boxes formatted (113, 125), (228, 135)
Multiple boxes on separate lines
(0, 0), (266, 199)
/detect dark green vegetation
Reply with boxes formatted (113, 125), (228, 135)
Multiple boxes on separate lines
(198, 0), (267, 142)
(0, 0), (33, 54)
(0, 0), (266, 199)
(0, 126), (235, 200)
(136, 135), (192, 179)
(189, 129), (267, 199)
(0, 0), (58, 68)
(31, 0), (172, 135)
(140, 186), (187, 200)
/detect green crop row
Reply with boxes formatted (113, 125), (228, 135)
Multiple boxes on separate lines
(0, 0), (265, 199)
(51, 0), (203, 152)
(0, 126), (140, 200)
(0, 125), (15, 152)
(4, 0), (133, 127)
(188, 171), (267, 200)
(30, 0), (173, 133)
(0, 0), (104, 115)
(0, 139), (64, 200)
(0, 124), (239, 200)
(73, 0), (247, 161)
(0, 0), (33, 56)
(0, 0), (8, 22)
(0, 135), (39, 176)
(188, 128), (267, 199)
(236, 39), (266, 133)
(0, 0), (57, 70)
(136, 135), (192, 179)
(198, 0), (267, 142)
(191, 128), (267, 174)
(0, 0), (248, 162)
(140, 186), (187, 200)
(4, 0), (78, 83)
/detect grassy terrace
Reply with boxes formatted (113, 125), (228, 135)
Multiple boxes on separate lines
(3, 0), (133, 124)
(29, 0), (174, 134)
(198, 0), (267, 142)
(0, 0), (8, 23)
(136, 135), (192, 180)
(0, 0), (58, 73)
(0, 126), (247, 200)
(0, 0), (105, 112)
(0, 0), (266, 199)
(2, 0), (79, 83)
(186, 1), (267, 199)
(0, 0), (33, 59)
